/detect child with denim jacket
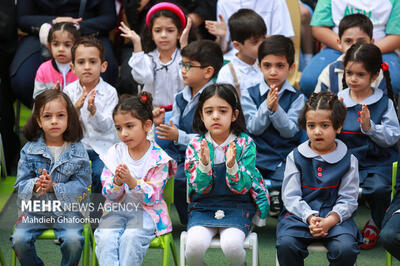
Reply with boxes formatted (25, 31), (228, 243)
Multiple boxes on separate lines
(94, 92), (177, 265)
(11, 90), (91, 266)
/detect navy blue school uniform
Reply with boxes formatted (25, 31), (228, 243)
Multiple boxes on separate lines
(337, 88), (400, 228)
(241, 79), (305, 189)
(156, 81), (213, 224)
(276, 140), (360, 266)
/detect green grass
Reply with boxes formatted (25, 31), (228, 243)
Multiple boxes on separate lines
(0, 200), (398, 266)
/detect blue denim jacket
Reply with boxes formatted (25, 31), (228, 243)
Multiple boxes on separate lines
(15, 136), (91, 217)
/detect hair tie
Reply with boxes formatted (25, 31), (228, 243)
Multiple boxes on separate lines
(146, 2), (186, 29)
(381, 62), (389, 71)
(140, 95), (148, 103)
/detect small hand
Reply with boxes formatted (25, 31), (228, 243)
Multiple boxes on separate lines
(87, 90), (96, 115)
(308, 216), (327, 237)
(360, 104), (371, 132)
(180, 17), (192, 49)
(119, 21), (142, 51)
(75, 87), (89, 113)
(205, 14), (227, 38)
(116, 164), (136, 189)
(266, 85), (279, 112)
(152, 107), (166, 126)
(54, 17), (82, 24)
(226, 141), (236, 168)
(200, 139), (210, 166)
(37, 169), (54, 195)
(156, 120), (179, 141)
(52, 81), (60, 90)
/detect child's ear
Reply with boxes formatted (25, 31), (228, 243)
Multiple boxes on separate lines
(36, 118), (43, 129)
(143, 119), (153, 132)
(371, 38), (375, 44)
(336, 125), (343, 134)
(100, 60), (108, 73)
(204, 66), (215, 80)
(371, 71), (380, 83)
(231, 109), (239, 122)
(289, 62), (296, 73)
(232, 41), (242, 51)
(337, 38), (343, 52)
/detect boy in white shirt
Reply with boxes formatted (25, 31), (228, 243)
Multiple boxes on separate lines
(64, 36), (118, 194)
(216, 9), (266, 94)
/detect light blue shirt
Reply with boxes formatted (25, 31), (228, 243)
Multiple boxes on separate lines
(338, 88), (400, 147)
(283, 140), (359, 224)
(171, 80), (214, 146)
(241, 79), (305, 137)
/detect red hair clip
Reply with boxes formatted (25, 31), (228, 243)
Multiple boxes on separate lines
(381, 62), (389, 71)
(141, 95), (147, 102)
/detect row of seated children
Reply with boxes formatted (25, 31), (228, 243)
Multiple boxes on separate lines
(10, 36), (400, 266)
(16, 2), (400, 264)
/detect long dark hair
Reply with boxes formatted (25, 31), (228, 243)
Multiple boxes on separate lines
(193, 83), (246, 135)
(113, 91), (154, 124)
(342, 43), (397, 114)
(24, 90), (83, 142)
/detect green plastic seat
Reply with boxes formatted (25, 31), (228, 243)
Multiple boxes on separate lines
(91, 177), (178, 266)
(11, 223), (93, 266)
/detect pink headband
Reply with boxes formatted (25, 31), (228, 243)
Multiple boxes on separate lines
(146, 2), (186, 29)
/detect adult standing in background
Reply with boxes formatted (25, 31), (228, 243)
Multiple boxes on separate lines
(0, 0), (20, 174)
(10, 0), (118, 108)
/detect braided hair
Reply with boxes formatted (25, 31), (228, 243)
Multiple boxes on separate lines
(342, 43), (398, 115)
(299, 91), (346, 130)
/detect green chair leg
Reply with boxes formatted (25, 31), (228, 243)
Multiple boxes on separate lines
(162, 237), (171, 266)
(386, 251), (392, 266)
(169, 234), (178, 266)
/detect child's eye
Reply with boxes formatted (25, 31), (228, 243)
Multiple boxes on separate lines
(90, 60), (96, 64)
(127, 125), (134, 129)
(205, 110), (212, 115)
(307, 124), (315, 129)
(43, 114), (51, 118)
(278, 63), (285, 68)
(346, 71), (353, 75)
(58, 113), (65, 117)
(220, 110), (227, 114)
(263, 63), (271, 68)
(115, 127), (121, 131)
(322, 124), (329, 128)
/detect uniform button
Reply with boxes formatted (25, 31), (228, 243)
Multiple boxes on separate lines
(318, 173), (322, 177)
(357, 117), (361, 122)
(317, 167), (322, 172)
(357, 111), (361, 115)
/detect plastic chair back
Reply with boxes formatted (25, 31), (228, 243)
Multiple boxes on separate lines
(286, 0), (302, 89)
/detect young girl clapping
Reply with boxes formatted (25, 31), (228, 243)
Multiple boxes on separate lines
(184, 84), (269, 266)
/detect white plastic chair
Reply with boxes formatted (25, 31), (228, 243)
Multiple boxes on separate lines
(180, 231), (259, 266)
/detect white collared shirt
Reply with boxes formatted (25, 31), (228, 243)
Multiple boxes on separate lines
(128, 48), (184, 107)
(216, 55), (263, 92)
(64, 78), (119, 155)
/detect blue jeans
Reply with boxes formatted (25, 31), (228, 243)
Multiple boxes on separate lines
(87, 149), (104, 194)
(300, 47), (400, 97)
(94, 210), (156, 266)
(11, 213), (84, 266)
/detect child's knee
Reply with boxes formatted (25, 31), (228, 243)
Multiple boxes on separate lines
(329, 240), (359, 261)
(59, 229), (84, 249)
(11, 230), (32, 248)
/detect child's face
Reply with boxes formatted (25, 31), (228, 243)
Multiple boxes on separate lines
(201, 95), (238, 144)
(49, 30), (74, 64)
(37, 97), (68, 145)
(71, 45), (107, 88)
(114, 112), (152, 151)
(345, 61), (378, 94)
(259, 54), (294, 90)
(235, 36), (263, 64)
(338, 27), (372, 53)
(152, 16), (180, 53)
(180, 56), (212, 90)
(306, 109), (341, 155)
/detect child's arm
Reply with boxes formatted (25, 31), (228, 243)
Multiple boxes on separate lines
(100, 166), (127, 202)
(53, 158), (92, 204)
(129, 160), (177, 207)
(225, 139), (253, 194)
(328, 154), (359, 223)
(185, 138), (214, 196)
(241, 89), (274, 136)
(269, 91), (305, 138)
(86, 88), (118, 133)
(14, 147), (40, 201)
(282, 152), (318, 224)
(360, 102), (400, 147)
